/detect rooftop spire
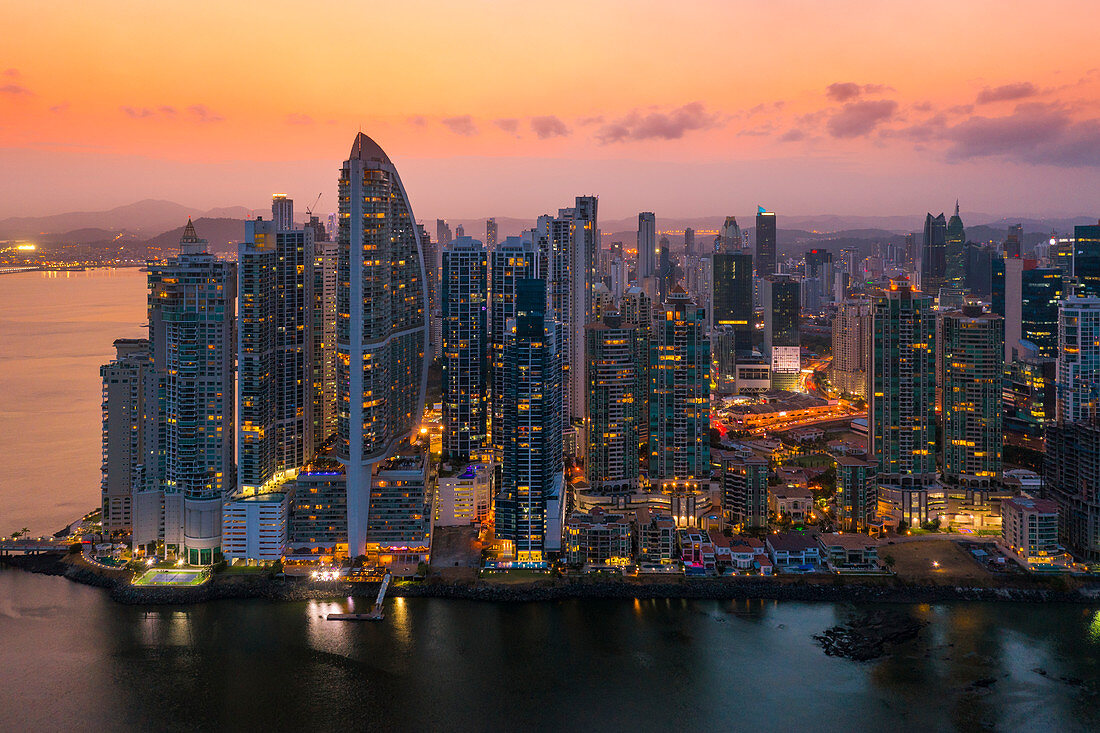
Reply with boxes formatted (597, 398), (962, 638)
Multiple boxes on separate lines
(179, 217), (207, 255)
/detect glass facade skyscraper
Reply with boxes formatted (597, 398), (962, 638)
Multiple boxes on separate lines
(441, 236), (488, 460)
(337, 133), (429, 557)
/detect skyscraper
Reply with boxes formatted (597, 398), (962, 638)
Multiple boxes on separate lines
(1005, 223), (1023, 259)
(720, 216), (743, 252)
(585, 313), (641, 494)
(1021, 267), (1064, 359)
(684, 227), (695, 255)
(921, 212), (948, 296)
(1074, 223), (1100, 298)
(238, 197), (315, 495)
(142, 220), (236, 564)
(311, 232), (338, 450)
(1056, 296), (1100, 424)
(620, 286), (653, 460)
(830, 298), (872, 399)
(490, 235), (539, 459)
(637, 211), (657, 282)
(497, 279), (564, 563)
(649, 288), (710, 490)
(441, 236), (488, 460)
(755, 207), (776, 276)
(712, 249), (754, 351)
(337, 133), (429, 557)
(762, 274), (801, 391)
(945, 201), (966, 289)
(100, 338), (151, 538)
(870, 277), (936, 478)
(941, 305), (1004, 486)
(485, 217), (498, 249)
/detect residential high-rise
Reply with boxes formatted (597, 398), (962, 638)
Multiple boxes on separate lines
(637, 212), (657, 281)
(830, 298), (872, 399)
(141, 220), (236, 565)
(870, 277), (936, 479)
(365, 446), (432, 567)
(649, 288), (710, 490)
(441, 236), (488, 460)
(921, 212), (948, 297)
(1045, 422), (1100, 561)
(238, 198), (316, 496)
(1056, 297), (1100, 424)
(762, 274), (801, 391)
(712, 250), (754, 352)
(311, 234), (338, 449)
(722, 455), (768, 530)
(489, 235), (539, 459)
(574, 196), (599, 425)
(585, 313), (641, 495)
(337, 133), (429, 557)
(271, 193), (294, 229)
(1074, 223), (1100, 298)
(497, 279), (564, 563)
(620, 286), (653, 459)
(485, 217), (498, 249)
(835, 456), (876, 533)
(755, 207), (776, 276)
(945, 201), (966, 289)
(684, 227), (695, 255)
(941, 305), (1004, 486)
(100, 338), (151, 538)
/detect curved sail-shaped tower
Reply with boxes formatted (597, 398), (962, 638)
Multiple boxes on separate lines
(337, 133), (429, 556)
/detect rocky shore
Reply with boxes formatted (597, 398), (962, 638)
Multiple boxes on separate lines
(4, 553), (1097, 606)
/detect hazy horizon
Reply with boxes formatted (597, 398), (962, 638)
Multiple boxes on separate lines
(4, 1), (1100, 220)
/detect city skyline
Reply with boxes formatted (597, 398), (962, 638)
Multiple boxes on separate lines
(3, 2), (1100, 219)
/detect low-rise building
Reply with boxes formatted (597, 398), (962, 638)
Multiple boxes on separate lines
(722, 455), (769, 530)
(1001, 497), (1066, 569)
(635, 508), (677, 563)
(769, 486), (814, 523)
(766, 533), (821, 566)
(436, 462), (493, 527)
(287, 464), (347, 559)
(564, 508), (633, 566)
(835, 456), (877, 533)
(817, 532), (879, 569)
(366, 447), (433, 569)
(678, 528), (717, 571)
(221, 491), (291, 564)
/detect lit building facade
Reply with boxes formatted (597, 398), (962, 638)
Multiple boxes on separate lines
(649, 289), (710, 488)
(755, 208), (776, 277)
(722, 455), (768, 530)
(941, 305), (1004, 486)
(100, 338), (151, 538)
(142, 220), (236, 565)
(835, 456), (876, 533)
(1056, 297), (1100, 424)
(585, 314), (641, 494)
(497, 279), (564, 562)
(336, 133), (429, 556)
(489, 235), (539, 459)
(441, 236), (488, 460)
(830, 298), (872, 399)
(763, 274), (801, 391)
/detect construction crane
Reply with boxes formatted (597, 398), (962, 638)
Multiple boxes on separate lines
(305, 193), (322, 218)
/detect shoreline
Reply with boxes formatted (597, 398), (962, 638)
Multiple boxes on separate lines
(5, 553), (1098, 606)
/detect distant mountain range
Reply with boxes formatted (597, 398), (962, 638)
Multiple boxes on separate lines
(2, 199), (1096, 258)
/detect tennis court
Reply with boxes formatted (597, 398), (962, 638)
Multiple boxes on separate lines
(132, 568), (209, 586)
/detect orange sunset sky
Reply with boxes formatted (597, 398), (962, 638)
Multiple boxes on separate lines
(2, 0), (1099, 220)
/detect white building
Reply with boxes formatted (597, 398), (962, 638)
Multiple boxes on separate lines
(1001, 496), (1065, 568)
(1057, 297), (1100, 424)
(435, 462), (493, 526)
(222, 492), (291, 563)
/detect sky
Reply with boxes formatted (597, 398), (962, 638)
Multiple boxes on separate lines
(2, 0), (1100, 221)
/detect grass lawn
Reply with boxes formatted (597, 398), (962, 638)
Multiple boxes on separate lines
(790, 453), (831, 468)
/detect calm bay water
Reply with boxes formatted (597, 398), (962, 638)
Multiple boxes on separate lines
(1, 570), (1099, 731)
(0, 268), (147, 535)
(3, 267), (1100, 731)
